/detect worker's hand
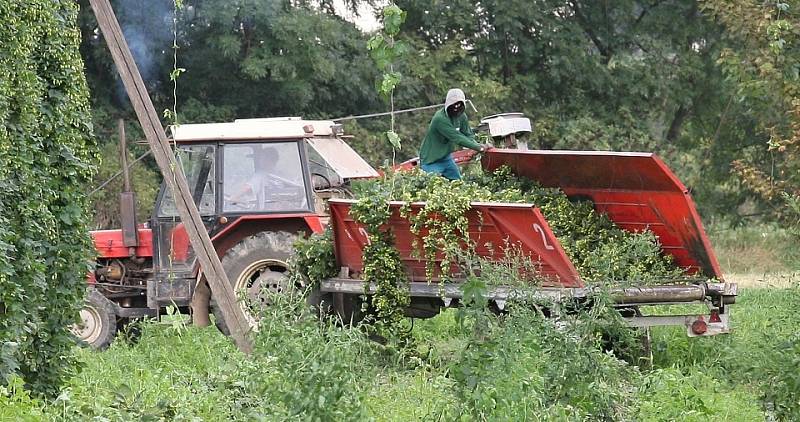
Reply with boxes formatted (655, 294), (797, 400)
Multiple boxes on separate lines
(480, 144), (493, 153)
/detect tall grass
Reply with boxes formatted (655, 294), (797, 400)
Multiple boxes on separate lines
(709, 222), (800, 274)
(3, 285), (797, 420)
(650, 285), (800, 420)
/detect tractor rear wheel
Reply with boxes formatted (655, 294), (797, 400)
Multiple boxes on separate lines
(71, 288), (117, 349)
(213, 231), (298, 335)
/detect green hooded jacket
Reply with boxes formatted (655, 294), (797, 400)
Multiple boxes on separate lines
(419, 108), (483, 165)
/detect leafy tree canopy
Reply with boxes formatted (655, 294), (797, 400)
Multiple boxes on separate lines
(78, 0), (800, 225)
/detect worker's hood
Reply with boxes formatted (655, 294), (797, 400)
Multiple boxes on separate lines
(444, 88), (466, 109)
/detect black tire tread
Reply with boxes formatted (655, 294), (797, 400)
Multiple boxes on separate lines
(212, 231), (296, 335)
(80, 288), (117, 350)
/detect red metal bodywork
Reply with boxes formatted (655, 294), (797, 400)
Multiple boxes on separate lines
(91, 214), (323, 261)
(91, 229), (154, 258)
(329, 200), (583, 287)
(481, 150), (723, 280)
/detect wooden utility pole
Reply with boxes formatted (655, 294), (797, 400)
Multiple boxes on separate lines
(89, 0), (253, 353)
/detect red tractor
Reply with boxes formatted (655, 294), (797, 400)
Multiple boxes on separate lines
(73, 117), (377, 348)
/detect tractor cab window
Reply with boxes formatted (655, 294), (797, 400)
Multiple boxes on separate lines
(222, 141), (310, 213)
(306, 146), (343, 189)
(158, 145), (216, 217)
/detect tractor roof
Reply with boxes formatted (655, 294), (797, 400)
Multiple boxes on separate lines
(170, 117), (339, 142)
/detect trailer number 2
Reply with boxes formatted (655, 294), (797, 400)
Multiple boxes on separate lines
(533, 223), (555, 250)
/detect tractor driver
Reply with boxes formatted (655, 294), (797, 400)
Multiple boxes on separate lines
(418, 88), (488, 180)
(227, 146), (282, 210)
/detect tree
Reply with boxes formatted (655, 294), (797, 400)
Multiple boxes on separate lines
(0, 0), (98, 395)
(391, 0), (767, 218)
(703, 0), (800, 222)
(177, 0), (381, 118)
(76, 1), (386, 226)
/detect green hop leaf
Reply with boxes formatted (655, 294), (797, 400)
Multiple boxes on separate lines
(382, 5), (406, 36)
(380, 72), (402, 96)
(387, 131), (402, 150)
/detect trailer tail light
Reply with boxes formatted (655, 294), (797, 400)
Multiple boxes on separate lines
(709, 309), (722, 323)
(691, 318), (708, 335)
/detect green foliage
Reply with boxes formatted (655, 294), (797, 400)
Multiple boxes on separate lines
(176, 0), (381, 118)
(0, 0), (97, 396)
(709, 222), (800, 273)
(386, 130), (402, 151)
(650, 286), (800, 419)
(0, 376), (44, 421)
(90, 141), (159, 229)
(355, 167), (683, 285)
(449, 302), (638, 420)
(1, 284), (797, 420)
(249, 292), (377, 420)
(758, 336), (800, 420)
(289, 228), (338, 288)
(73, 0), (800, 226)
(350, 181), (411, 344)
(636, 368), (764, 421)
(23, 296), (378, 420)
(369, 4), (408, 153)
(35, 323), (245, 419)
(382, 5), (407, 37)
(702, 0), (800, 223)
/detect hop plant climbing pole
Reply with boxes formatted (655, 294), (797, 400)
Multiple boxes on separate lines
(88, 0), (253, 354)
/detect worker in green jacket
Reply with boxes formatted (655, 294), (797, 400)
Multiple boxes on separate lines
(419, 88), (487, 180)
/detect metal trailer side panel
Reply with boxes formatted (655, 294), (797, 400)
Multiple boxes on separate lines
(328, 199), (583, 287)
(481, 149), (724, 280)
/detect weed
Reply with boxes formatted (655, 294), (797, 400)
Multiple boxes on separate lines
(636, 369), (764, 421)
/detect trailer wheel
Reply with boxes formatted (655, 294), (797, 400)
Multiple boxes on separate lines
(213, 231), (298, 335)
(71, 289), (117, 350)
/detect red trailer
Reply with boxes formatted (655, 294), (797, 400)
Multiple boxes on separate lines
(320, 149), (737, 337)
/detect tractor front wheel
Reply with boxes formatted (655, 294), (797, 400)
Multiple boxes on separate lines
(213, 231), (298, 335)
(71, 288), (117, 349)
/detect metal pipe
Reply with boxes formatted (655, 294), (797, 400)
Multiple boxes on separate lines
(609, 285), (707, 304)
(321, 279), (710, 304)
(117, 118), (139, 251)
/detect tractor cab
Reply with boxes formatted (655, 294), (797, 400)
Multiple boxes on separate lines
(148, 117), (376, 307)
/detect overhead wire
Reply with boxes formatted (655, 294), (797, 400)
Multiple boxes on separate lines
(89, 149), (152, 196)
(332, 100), (479, 122)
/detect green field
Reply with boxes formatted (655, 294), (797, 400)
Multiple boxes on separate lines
(2, 282), (797, 421)
(2, 225), (799, 421)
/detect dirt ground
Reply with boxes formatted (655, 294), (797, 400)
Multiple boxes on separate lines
(725, 272), (798, 288)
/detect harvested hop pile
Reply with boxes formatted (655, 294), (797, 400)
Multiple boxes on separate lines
(294, 166), (684, 291)
(348, 166), (684, 285)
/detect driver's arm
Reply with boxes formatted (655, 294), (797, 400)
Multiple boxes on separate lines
(228, 183), (254, 203)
